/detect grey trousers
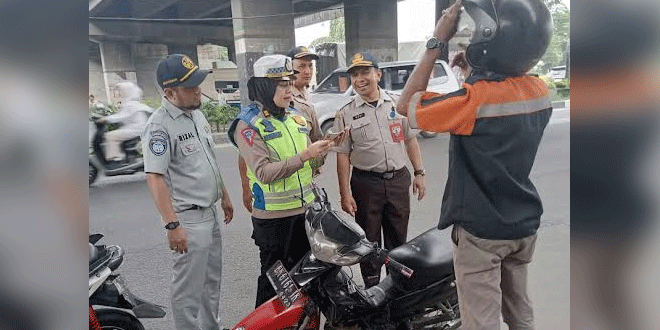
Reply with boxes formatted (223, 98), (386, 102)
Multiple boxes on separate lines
(171, 206), (222, 330)
(452, 225), (537, 330)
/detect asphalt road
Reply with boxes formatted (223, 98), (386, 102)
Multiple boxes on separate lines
(89, 107), (569, 329)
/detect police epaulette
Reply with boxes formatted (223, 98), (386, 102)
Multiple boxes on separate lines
(148, 108), (167, 125)
(228, 104), (261, 147)
(337, 98), (354, 112)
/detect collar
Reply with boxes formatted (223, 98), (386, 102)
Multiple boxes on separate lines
(292, 86), (310, 101)
(465, 70), (518, 84)
(162, 97), (187, 119)
(253, 101), (288, 120)
(355, 88), (389, 108)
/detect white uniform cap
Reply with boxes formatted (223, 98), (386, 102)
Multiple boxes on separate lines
(253, 54), (296, 80)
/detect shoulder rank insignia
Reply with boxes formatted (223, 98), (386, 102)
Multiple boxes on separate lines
(260, 119), (276, 132)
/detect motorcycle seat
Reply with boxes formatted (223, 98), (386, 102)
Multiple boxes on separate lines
(388, 228), (454, 290)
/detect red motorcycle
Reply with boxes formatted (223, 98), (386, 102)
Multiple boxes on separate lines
(230, 187), (460, 330)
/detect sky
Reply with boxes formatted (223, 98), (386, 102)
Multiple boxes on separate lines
(295, 0), (570, 47)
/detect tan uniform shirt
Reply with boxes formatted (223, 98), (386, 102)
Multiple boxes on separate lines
(143, 98), (225, 213)
(333, 89), (416, 172)
(234, 104), (319, 219)
(292, 87), (323, 142)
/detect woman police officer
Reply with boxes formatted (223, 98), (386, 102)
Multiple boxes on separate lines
(228, 54), (341, 307)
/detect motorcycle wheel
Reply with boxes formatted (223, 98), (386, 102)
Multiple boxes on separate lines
(89, 162), (99, 185)
(95, 310), (145, 330)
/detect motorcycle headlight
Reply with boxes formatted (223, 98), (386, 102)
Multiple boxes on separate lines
(305, 211), (369, 266)
(307, 227), (362, 266)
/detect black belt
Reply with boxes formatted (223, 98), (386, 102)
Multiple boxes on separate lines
(353, 167), (406, 180)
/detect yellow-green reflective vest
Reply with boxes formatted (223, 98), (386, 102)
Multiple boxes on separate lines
(243, 110), (314, 211)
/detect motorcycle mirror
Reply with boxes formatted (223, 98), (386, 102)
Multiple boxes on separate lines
(89, 233), (103, 244)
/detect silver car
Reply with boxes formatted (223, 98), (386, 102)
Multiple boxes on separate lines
(310, 60), (460, 138)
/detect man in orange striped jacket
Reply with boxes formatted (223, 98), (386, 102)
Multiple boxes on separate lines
(397, 0), (553, 329)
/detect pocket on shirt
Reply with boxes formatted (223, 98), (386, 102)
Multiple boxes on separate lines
(351, 121), (378, 142)
(180, 140), (202, 156)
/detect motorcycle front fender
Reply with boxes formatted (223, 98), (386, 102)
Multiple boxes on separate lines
(231, 294), (319, 330)
(90, 275), (166, 319)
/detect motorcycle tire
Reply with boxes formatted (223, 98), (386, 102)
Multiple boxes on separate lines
(95, 309), (145, 330)
(89, 162), (99, 185)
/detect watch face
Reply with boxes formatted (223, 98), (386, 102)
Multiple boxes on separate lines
(426, 38), (438, 49)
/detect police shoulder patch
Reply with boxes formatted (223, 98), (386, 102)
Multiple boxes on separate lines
(149, 137), (168, 156)
(241, 127), (256, 147)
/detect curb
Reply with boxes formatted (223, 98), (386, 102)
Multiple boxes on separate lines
(552, 100), (570, 108)
(212, 131), (230, 145)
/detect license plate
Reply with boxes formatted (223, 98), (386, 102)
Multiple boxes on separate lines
(266, 260), (302, 308)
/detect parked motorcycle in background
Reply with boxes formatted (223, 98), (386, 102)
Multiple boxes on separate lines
(230, 186), (460, 330)
(89, 234), (165, 330)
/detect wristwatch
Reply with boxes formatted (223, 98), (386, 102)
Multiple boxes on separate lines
(414, 169), (426, 176)
(164, 221), (180, 230)
(426, 37), (446, 51)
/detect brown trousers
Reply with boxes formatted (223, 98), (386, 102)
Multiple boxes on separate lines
(351, 167), (411, 288)
(452, 225), (537, 330)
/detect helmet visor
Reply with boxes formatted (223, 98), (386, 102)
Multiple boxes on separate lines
(463, 0), (498, 44)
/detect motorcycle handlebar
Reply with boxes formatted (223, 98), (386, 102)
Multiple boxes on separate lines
(371, 245), (414, 279)
(383, 255), (414, 279)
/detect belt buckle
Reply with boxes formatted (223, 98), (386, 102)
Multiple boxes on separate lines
(383, 172), (394, 180)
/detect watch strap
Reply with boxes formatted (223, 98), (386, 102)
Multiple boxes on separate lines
(164, 221), (180, 230)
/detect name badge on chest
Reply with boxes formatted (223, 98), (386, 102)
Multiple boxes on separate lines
(389, 121), (404, 143)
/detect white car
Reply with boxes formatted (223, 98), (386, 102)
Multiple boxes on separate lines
(548, 66), (566, 81)
(311, 60), (461, 138)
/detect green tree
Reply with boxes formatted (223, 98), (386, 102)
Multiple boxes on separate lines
(200, 101), (240, 131)
(533, 0), (570, 74)
(309, 17), (345, 48)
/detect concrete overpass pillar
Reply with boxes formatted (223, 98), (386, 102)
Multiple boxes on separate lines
(99, 42), (137, 106)
(231, 0), (295, 106)
(344, 0), (398, 65)
(166, 44), (199, 63)
(226, 43), (236, 64)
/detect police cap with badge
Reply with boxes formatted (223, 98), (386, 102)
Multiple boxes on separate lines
(156, 54), (210, 89)
(347, 52), (379, 73)
(253, 54), (297, 81)
(286, 46), (320, 61)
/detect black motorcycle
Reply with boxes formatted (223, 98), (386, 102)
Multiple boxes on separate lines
(89, 116), (144, 185)
(89, 234), (165, 330)
(231, 187), (460, 330)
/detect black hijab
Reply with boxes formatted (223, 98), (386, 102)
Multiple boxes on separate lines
(247, 77), (286, 118)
